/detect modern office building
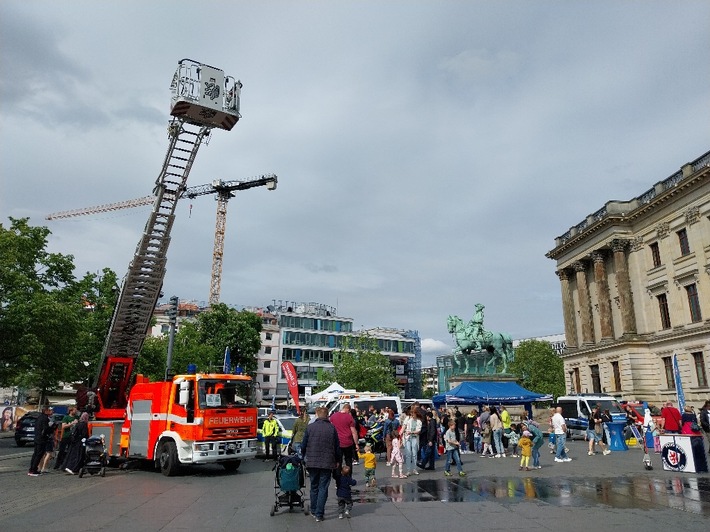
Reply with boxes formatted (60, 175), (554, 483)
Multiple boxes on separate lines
(546, 150), (710, 405)
(264, 300), (421, 400)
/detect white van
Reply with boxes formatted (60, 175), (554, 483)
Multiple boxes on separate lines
(325, 393), (402, 417)
(556, 394), (625, 438)
(402, 398), (433, 411)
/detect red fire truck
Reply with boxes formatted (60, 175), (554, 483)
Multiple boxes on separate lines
(86, 60), (258, 475)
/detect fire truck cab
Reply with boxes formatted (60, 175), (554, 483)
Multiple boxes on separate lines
(119, 371), (258, 476)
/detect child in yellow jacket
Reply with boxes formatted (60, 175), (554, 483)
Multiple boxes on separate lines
(358, 444), (377, 487)
(518, 430), (533, 471)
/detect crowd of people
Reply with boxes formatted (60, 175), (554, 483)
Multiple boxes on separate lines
(27, 405), (88, 477)
(298, 401), (553, 521)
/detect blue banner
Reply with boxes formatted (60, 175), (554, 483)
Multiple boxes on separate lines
(673, 353), (685, 412)
(223, 346), (231, 374)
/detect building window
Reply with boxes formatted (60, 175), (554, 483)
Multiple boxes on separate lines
(590, 364), (601, 393)
(265, 346), (272, 355)
(265, 332), (272, 340)
(677, 228), (690, 256)
(263, 360), (271, 369)
(263, 375), (271, 383)
(611, 361), (621, 392)
(573, 368), (581, 393)
(657, 293), (672, 329)
(693, 352), (708, 388)
(662, 356), (675, 390)
(649, 242), (661, 268)
(685, 283), (702, 323)
(161, 324), (169, 334)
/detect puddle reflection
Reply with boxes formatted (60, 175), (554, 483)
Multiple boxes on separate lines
(373, 475), (710, 515)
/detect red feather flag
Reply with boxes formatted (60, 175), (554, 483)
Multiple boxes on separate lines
(281, 361), (301, 414)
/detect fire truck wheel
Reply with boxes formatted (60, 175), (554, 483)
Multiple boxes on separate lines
(222, 460), (241, 472)
(158, 440), (179, 477)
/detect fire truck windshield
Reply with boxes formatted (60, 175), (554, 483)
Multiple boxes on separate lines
(198, 379), (253, 409)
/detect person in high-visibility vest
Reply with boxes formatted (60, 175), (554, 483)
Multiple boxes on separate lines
(262, 411), (280, 461)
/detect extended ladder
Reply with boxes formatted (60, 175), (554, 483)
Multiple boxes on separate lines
(93, 60), (242, 419)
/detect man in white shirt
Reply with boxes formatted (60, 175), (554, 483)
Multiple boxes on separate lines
(552, 407), (571, 462)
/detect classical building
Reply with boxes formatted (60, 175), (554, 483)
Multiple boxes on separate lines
(546, 150), (710, 405)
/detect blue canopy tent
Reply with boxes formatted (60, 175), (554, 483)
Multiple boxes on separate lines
(432, 381), (552, 418)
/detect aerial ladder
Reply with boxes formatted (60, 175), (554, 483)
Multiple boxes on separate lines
(46, 174), (278, 305)
(90, 59), (243, 421)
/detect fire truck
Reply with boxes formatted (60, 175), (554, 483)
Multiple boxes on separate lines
(86, 59), (258, 475)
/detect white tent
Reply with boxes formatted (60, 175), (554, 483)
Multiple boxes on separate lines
(305, 382), (350, 404)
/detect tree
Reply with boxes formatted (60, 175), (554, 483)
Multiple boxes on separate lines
(134, 304), (262, 380)
(508, 339), (565, 398)
(317, 334), (398, 395)
(0, 218), (88, 398)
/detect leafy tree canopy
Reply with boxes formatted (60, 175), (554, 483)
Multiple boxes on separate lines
(0, 218), (118, 396)
(317, 334), (398, 395)
(508, 339), (565, 399)
(135, 304), (262, 380)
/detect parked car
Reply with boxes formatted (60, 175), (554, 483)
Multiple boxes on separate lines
(255, 414), (297, 456)
(14, 411), (63, 447)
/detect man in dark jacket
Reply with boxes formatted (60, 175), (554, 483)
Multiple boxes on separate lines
(302, 407), (341, 522)
(28, 405), (52, 476)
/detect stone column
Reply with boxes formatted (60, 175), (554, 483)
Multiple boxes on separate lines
(592, 251), (614, 340)
(573, 260), (595, 345)
(611, 239), (637, 335)
(557, 269), (578, 348)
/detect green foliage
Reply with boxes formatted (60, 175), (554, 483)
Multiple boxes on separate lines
(508, 339), (565, 398)
(135, 304), (262, 380)
(317, 334), (398, 395)
(0, 218), (118, 395)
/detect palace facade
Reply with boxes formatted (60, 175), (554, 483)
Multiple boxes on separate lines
(547, 150), (710, 405)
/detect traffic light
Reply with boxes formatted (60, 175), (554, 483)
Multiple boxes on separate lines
(168, 296), (179, 322)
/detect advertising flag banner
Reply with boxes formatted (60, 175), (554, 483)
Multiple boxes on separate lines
(281, 361), (301, 414)
(673, 353), (685, 412)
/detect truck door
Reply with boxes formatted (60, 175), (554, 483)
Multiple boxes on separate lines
(128, 399), (152, 456)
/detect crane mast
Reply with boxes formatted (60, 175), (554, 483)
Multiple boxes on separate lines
(92, 59), (242, 420)
(183, 174), (277, 304)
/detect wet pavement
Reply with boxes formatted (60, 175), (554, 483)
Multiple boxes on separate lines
(364, 475), (710, 515)
(1, 437), (709, 531)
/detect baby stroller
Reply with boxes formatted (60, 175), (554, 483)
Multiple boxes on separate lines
(270, 453), (307, 516)
(79, 435), (107, 478)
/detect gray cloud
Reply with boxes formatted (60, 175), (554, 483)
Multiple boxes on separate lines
(2, 1), (708, 355)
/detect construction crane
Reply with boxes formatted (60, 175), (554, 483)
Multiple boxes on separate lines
(46, 174), (278, 305)
(184, 175), (277, 304)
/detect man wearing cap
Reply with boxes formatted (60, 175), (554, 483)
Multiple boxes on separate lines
(28, 405), (52, 476)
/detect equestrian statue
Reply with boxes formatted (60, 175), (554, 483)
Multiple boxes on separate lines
(447, 303), (514, 375)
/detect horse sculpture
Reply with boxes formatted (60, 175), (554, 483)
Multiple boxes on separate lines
(447, 308), (514, 374)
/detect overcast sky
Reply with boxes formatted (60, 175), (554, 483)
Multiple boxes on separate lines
(1, 1), (708, 367)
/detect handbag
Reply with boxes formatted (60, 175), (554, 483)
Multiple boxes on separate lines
(594, 423), (603, 435)
(691, 422), (700, 432)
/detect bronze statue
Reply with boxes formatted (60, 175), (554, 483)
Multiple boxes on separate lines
(447, 304), (514, 374)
